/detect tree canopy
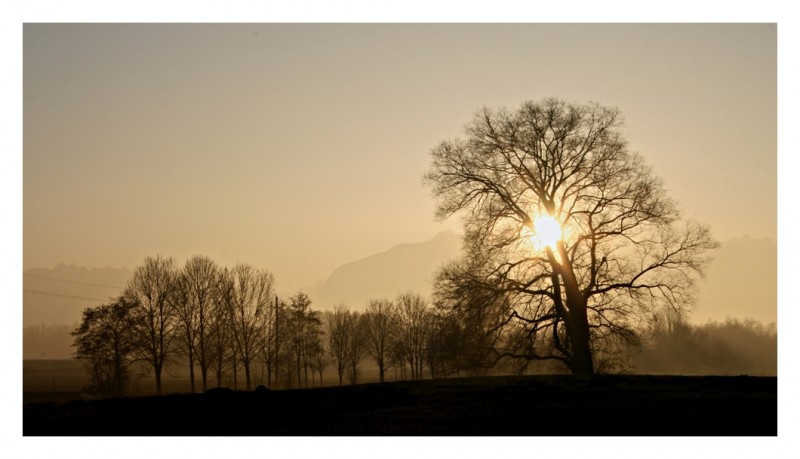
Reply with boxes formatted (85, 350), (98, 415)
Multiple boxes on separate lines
(72, 296), (138, 394)
(425, 98), (716, 375)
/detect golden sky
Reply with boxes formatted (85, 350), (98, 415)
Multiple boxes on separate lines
(23, 24), (776, 292)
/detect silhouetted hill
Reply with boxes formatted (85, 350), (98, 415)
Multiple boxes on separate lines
(693, 235), (776, 325)
(307, 232), (777, 325)
(309, 231), (462, 309)
(23, 264), (132, 327)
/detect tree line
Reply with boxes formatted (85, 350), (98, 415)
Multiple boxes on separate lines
(72, 255), (490, 395)
(72, 253), (777, 396)
(631, 311), (777, 376)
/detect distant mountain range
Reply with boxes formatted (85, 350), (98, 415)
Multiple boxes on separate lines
(22, 232), (777, 358)
(304, 232), (777, 324)
(305, 230), (463, 309)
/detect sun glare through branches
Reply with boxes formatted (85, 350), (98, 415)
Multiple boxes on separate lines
(523, 215), (563, 251)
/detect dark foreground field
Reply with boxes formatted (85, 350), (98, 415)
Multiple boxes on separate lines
(24, 375), (776, 436)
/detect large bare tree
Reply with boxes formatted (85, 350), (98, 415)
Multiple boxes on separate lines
(425, 98), (716, 375)
(125, 255), (179, 394)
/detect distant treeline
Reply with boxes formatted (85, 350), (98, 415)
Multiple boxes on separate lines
(24, 324), (75, 359)
(632, 313), (777, 376)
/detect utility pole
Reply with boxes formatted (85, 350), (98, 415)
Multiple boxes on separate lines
(274, 295), (280, 389)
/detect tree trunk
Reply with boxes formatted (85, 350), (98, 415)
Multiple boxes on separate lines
(232, 354), (238, 390)
(199, 323), (206, 392)
(244, 361), (251, 390)
(266, 357), (272, 388)
(296, 353), (301, 388)
(113, 346), (123, 394)
(189, 358), (196, 393)
(155, 365), (163, 395)
(569, 305), (594, 375)
(274, 296), (280, 388)
(551, 246), (595, 376)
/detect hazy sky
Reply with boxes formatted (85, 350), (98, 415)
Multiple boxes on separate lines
(23, 24), (776, 292)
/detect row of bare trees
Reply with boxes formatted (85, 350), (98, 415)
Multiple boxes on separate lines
(76, 254), (613, 397)
(324, 292), (495, 385)
(73, 255), (329, 394)
(123, 255), (282, 393)
(73, 255), (463, 395)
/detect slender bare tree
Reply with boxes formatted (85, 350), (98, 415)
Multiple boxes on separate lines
(173, 255), (220, 392)
(261, 295), (281, 388)
(326, 305), (350, 386)
(125, 255), (179, 395)
(288, 292), (314, 388)
(308, 332), (328, 387)
(344, 311), (366, 385)
(362, 298), (395, 383)
(171, 275), (197, 392)
(219, 264), (275, 390)
(209, 280), (233, 388)
(395, 292), (431, 380)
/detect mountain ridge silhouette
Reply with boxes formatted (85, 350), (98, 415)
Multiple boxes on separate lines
(307, 230), (462, 309)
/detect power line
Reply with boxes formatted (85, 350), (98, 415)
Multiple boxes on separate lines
(23, 273), (124, 290)
(23, 289), (109, 302)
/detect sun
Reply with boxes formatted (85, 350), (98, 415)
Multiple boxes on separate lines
(529, 215), (563, 250)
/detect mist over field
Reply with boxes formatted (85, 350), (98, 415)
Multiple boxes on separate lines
(24, 232), (776, 378)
